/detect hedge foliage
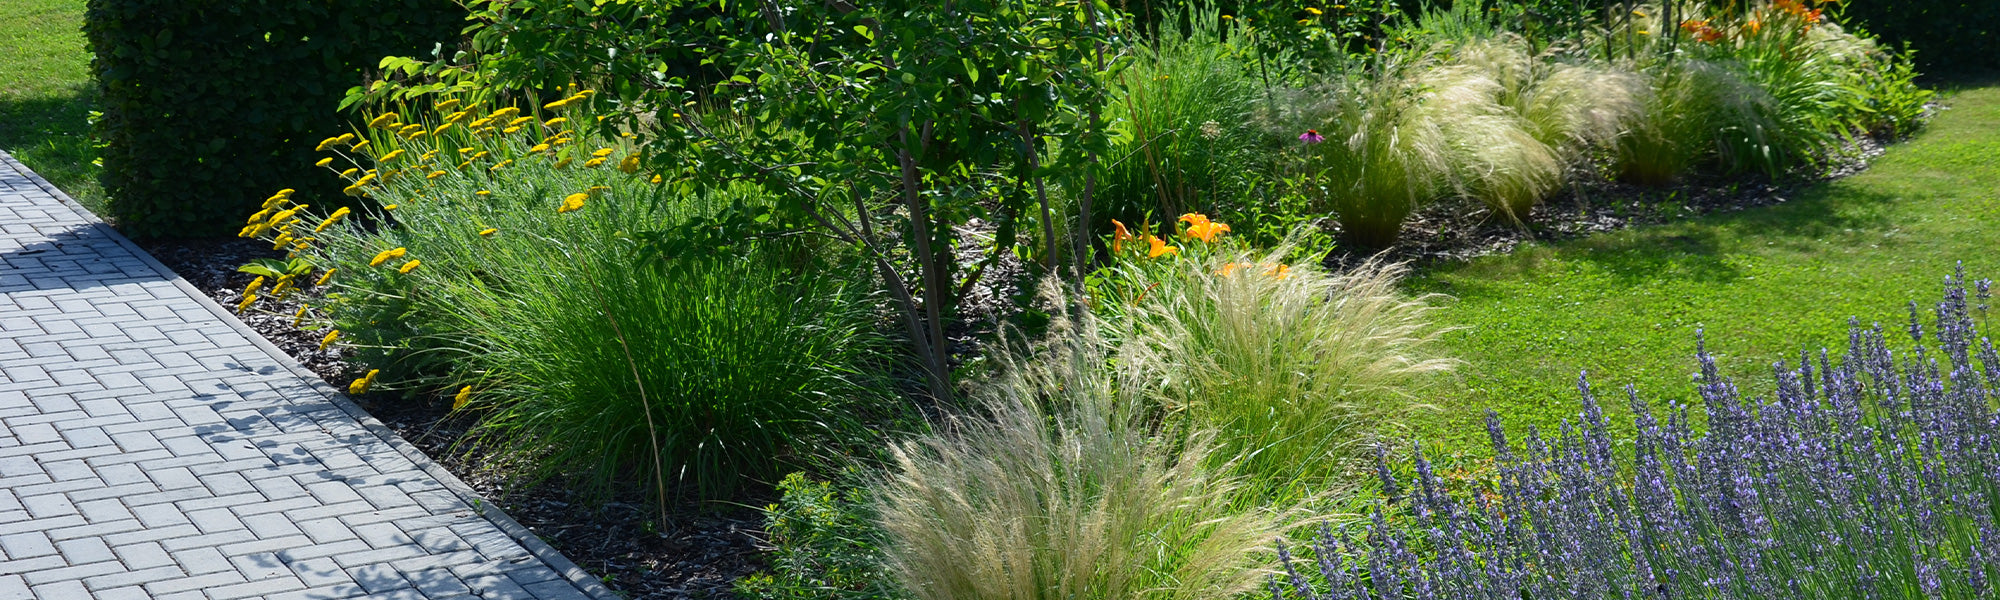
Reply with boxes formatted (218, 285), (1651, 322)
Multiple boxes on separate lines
(85, 0), (462, 238)
(1835, 1), (1998, 73)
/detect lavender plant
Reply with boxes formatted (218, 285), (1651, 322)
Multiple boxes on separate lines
(1274, 267), (2000, 600)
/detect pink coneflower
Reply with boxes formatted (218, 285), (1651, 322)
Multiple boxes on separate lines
(1299, 129), (1325, 144)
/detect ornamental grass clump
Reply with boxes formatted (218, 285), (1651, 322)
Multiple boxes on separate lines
(1272, 269), (2000, 600)
(873, 293), (1281, 600)
(1094, 216), (1452, 496)
(1096, 6), (1272, 227)
(1279, 51), (1457, 250)
(238, 93), (894, 500)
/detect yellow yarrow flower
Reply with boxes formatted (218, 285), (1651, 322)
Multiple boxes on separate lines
(475, 190), (492, 196)
(453, 386), (473, 410)
(506, 116), (534, 127)
(315, 207), (351, 232)
(444, 110), (471, 123)
(246, 208), (274, 226)
(587, 185), (611, 195)
(544, 117), (567, 128)
(478, 227), (498, 237)
(558, 193), (587, 213)
(651, 174), (663, 184)
(368, 113), (399, 129)
(491, 106), (521, 120)
(543, 98), (571, 110)
(315, 268), (336, 286)
(618, 154), (640, 174)
(378, 149), (406, 163)
(236, 293), (258, 314)
(427, 171), (446, 180)
(469, 117), (493, 129)
(591, 148), (615, 158)
(398, 260), (421, 274)
(583, 157), (607, 168)
(348, 370), (379, 395)
(382, 204), (399, 210)
(292, 306), (308, 327)
(350, 139), (370, 152)
(320, 329), (341, 350)
(489, 159), (513, 171)
(432, 123), (454, 135)
(434, 98), (462, 112)
(340, 168), (360, 178)
(245, 276), (267, 296)
(369, 247), (407, 267)
(470, 151), (489, 161)
(315, 157), (333, 168)
(529, 143), (550, 153)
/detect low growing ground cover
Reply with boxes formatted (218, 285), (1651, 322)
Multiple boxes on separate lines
(1412, 84), (2000, 455)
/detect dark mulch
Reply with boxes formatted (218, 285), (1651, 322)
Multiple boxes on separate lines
(138, 238), (768, 600)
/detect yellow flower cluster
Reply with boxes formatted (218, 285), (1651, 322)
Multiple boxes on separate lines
(348, 369), (380, 395)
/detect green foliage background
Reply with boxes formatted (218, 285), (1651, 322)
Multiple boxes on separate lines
(84, 0), (462, 238)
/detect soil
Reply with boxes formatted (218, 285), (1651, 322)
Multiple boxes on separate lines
(138, 238), (768, 600)
(130, 133), (1894, 599)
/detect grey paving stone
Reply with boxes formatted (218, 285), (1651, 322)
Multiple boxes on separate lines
(0, 150), (612, 598)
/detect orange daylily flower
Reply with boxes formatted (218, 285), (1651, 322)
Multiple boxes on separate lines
(1146, 236), (1178, 258)
(1112, 219), (1138, 253)
(1178, 213), (1231, 243)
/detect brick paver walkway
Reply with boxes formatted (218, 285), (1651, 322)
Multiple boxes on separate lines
(0, 151), (613, 599)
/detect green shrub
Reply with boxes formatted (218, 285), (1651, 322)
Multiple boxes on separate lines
(1834, 0), (1998, 73)
(240, 95), (898, 500)
(736, 473), (903, 600)
(85, 0), (461, 238)
(1090, 221), (1451, 497)
(873, 299), (1280, 600)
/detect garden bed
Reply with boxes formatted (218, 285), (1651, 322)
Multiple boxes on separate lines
(134, 134), (1892, 596)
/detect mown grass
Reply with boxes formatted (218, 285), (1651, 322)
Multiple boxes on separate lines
(1408, 84), (2000, 455)
(0, 0), (101, 214)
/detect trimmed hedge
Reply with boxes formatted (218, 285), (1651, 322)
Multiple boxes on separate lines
(1836, 1), (1997, 74)
(86, 0), (462, 238)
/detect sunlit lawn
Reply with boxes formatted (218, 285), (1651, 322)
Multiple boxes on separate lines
(1411, 84), (2000, 456)
(0, 0), (101, 214)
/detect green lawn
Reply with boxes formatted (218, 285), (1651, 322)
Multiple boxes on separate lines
(1409, 84), (2000, 455)
(0, 0), (101, 214)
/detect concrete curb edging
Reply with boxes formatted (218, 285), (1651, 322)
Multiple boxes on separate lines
(0, 150), (621, 600)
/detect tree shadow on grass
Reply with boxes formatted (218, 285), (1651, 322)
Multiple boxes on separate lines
(0, 83), (102, 212)
(1432, 175), (1905, 293)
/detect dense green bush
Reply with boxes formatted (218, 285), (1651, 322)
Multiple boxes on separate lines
(1835, 0), (1998, 73)
(238, 96), (900, 500)
(737, 473), (903, 600)
(86, 0), (461, 238)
